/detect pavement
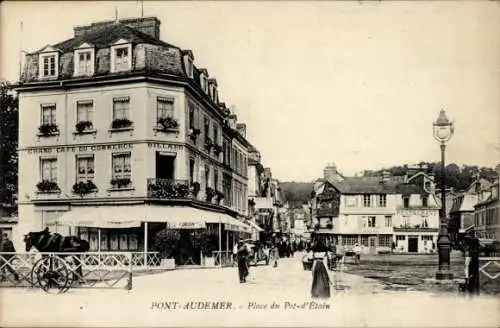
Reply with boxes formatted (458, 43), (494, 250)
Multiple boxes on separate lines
(1, 254), (499, 327)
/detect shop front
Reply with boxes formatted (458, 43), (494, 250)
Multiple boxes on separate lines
(56, 204), (251, 266)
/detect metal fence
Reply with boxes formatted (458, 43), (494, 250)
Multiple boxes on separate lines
(0, 251), (164, 292)
(212, 251), (234, 267)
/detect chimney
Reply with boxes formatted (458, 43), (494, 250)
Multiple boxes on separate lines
(74, 17), (161, 40)
(323, 163), (340, 182)
(236, 123), (247, 138)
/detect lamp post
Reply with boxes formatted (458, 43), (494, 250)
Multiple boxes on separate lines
(433, 109), (455, 280)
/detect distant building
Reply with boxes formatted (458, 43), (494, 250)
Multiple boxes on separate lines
(473, 167), (499, 241)
(311, 163), (440, 254)
(449, 178), (492, 246)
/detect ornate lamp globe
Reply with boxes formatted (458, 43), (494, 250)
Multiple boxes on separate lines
(433, 109), (454, 143)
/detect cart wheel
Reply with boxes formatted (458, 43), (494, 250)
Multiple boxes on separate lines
(31, 256), (71, 294)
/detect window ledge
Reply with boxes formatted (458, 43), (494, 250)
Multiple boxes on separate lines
(107, 187), (135, 192)
(37, 132), (60, 137)
(153, 127), (180, 136)
(35, 190), (61, 195)
(73, 129), (97, 138)
(108, 127), (134, 137)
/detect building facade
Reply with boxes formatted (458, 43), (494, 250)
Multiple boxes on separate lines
(15, 17), (253, 263)
(473, 169), (499, 241)
(311, 163), (440, 254)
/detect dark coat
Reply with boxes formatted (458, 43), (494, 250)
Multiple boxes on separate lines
(311, 259), (331, 298)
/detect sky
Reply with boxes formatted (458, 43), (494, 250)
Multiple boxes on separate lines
(1, 1), (499, 182)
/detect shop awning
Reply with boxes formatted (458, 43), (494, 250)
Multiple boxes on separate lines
(144, 206), (206, 229)
(246, 220), (264, 232)
(58, 206), (142, 228)
(57, 205), (251, 232)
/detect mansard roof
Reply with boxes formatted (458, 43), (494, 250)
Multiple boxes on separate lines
(50, 22), (174, 53)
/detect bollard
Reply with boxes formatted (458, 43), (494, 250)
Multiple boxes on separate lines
(125, 270), (133, 291)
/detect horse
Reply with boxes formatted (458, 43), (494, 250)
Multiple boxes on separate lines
(24, 227), (90, 283)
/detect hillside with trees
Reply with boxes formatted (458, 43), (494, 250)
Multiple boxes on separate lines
(0, 81), (18, 216)
(280, 163), (499, 209)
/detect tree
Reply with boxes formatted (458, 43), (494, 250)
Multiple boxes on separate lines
(0, 81), (18, 215)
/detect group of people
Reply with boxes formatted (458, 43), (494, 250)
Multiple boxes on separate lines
(232, 240), (280, 283)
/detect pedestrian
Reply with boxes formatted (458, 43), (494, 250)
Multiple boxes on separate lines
(236, 241), (249, 283)
(335, 242), (345, 271)
(271, 243), (279, 268)
(353, 243), (361, 265)
(232, 241), (239, 267)
(311, 238), (330, 298)
(0, 233), (19, 282)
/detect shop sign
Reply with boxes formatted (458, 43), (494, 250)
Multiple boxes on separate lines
(147, 142), (183, 151)
(26, 143), (134, 154)
(168, 221), (205, 229)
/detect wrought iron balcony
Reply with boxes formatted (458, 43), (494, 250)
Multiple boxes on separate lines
(147, 178), (192, 199)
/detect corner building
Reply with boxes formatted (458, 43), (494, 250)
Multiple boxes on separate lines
(16, 17), (252, 263)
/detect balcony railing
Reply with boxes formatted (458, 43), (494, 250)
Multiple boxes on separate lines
(316, 208), (339, 218)
(147, 178), (192, 199)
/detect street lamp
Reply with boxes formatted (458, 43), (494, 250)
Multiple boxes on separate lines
(433, 109), (455, 280)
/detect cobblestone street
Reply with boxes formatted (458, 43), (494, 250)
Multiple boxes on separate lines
(1, 255), (498, 327)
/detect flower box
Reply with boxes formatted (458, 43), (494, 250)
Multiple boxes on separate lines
(36, 180), (60, 193)
(213, 144), (223, 155)
(38, 123), (59, 136)
(111, 118), (133, 130)
(75, 121), (93, 133)
(110, 178), (132, 189)
(157, 117), (179, 131)
(204, 138), (213, 151)
(73, 180), (98, 196)
(205, 187), (217, 202)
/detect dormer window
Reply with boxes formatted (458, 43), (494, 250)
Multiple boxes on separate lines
(184, 56), (193, 79)
(39, 48), (59, 79)
(74, 46), (94, 76)
(111, 41), (132, 73)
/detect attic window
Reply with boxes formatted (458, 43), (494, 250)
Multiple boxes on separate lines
(200, 75), (207, 93)
(111, 44), (132, 73)
(39, 53), (58, 78)
(74, 49), (94, 76)
(184, 56), (193, 79)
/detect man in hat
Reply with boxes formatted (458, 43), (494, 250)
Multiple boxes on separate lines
(236, 241), (249, 283)
(0, 233), (19, 281)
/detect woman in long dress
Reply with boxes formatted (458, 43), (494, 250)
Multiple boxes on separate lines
(310, 238), (331, 298)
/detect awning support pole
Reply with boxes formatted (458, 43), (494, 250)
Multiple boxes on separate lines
(98, 228), (101, 252)
(218, 220), (222, 268)
(144, 222), (148, 267)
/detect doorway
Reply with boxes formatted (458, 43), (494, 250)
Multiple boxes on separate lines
(408, 237), (419, 253)
(155, 152), (175, 180)
(368, 236), (377, 254)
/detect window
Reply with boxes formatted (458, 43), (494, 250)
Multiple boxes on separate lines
(41, 104), (56, 125)
(346, 196), (357, 207)
(189, 158), (195, 184)
(76, 100), (93, 126)
(157, 97), (174, 120)
(112, 153), (131, 179)
(75, 50), (93, 76)
(378, 235), (391, 247)
(363, 194), (371, 207)
(396, 235), (406, 241)
(384, 216), (392, 227)
(113, 97), (130, 120)
(76, 156), (95, 182)
(41, 158), (57, 182)
(214, 169), (218, 190)
(205, 165), (210, 187)
(403, 197), (410, 208)
(422, 196), (428, 207)
(40, 54), (57, 77)
(368, 216), (376, 228)
(378, 194), (387, 207)
(113, 46), (130, 72)
(213, 125), (219, 145)
(342, 236), (358, 246)
(204, 117), (210, 139)
(421, 235), (433, 241)
(184, 56), (193, 78)
(361, 236), (368, 246)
